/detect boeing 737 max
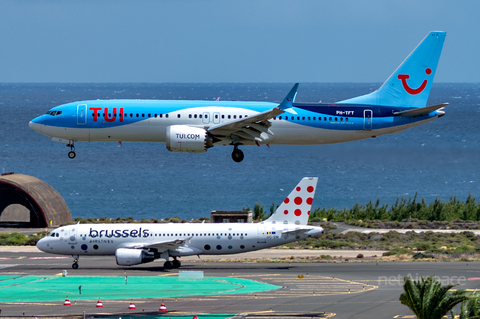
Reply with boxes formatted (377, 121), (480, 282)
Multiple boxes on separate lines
(30, 32), (447, 162)
(36, 177), (322, 269)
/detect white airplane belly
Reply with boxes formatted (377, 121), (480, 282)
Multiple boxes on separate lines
(41, 121), (167, 142)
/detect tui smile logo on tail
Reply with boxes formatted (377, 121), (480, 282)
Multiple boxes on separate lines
(397, 68), (432, 95)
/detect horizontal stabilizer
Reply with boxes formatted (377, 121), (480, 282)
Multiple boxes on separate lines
(393, 103), (448, 117)
(282, 227), (317, 235)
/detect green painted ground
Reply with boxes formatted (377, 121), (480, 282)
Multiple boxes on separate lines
(0, 275), (279, 302)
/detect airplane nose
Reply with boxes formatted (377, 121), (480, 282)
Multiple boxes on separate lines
(36, 237), (48, 252)
(29, 120), (43, 133)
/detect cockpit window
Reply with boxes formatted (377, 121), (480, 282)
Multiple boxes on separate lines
(50, 232), (56, 237)
(46, 110), (62, 116)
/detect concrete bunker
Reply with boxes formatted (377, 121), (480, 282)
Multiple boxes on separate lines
(0, 173), (72, 227)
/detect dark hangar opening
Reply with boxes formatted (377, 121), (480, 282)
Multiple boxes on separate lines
(0, 173), (72, 228)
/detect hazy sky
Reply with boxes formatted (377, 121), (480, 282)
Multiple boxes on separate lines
(0, 1), (478, 83)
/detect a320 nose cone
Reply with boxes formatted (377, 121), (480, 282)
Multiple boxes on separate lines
(36, 238), (47, 252)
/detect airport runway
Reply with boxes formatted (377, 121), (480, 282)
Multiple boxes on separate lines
(0, 249), (479, 319)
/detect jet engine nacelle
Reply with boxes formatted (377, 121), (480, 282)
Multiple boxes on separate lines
(115, 248), (156, 266)
(166, 125), (214, 153)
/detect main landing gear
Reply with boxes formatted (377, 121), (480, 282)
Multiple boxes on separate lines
(67, 141), (76, 159)
(72, 255), (79, 269)
(231, 144), (244, 163)
(163, 257), (181, 269)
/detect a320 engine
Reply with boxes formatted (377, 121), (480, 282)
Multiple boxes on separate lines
(166, 125), (214, 153)
(115, 248), (156, 266)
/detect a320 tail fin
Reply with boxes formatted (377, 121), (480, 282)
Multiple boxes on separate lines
(337, 31), (446, 108)
(265, 177), (318, 225)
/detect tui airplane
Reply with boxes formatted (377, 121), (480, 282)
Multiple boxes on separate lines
(29, 31), (447, 162)
(36, 177), (322, 269)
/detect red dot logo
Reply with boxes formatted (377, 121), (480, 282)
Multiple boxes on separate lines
(294, 209), (302, 216)
(306, 197), (313, 205)
(307, 186), (314, 193)
(307, 211), (310, 215)
(284, 198), (290, 204)
(296, 187), (301, 191)
(284, 210), (289, 215)
(294, 197), (302, 205)
(426, 68), (432, 75)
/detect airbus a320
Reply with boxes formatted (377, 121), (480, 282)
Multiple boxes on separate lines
(37, 177), (322, 269)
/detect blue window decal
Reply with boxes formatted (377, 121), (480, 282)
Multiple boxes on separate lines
(217, 235), (221, 239)
(216, 245), (222, 250)
(71, 246), (75, 249)
(81, 244), (88, 250)
(228, 245), (233, 249)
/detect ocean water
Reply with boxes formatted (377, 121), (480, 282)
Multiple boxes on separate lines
(0, 83), (479, 220)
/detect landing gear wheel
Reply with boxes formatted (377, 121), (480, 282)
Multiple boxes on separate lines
(172, 260), (181, 268)
(232, 147), (244, 163)
(72, 262), (79, 269)
(164, 261), (174, 269)
(66, 142), (76, 159)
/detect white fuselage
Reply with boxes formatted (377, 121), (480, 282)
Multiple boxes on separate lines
(37, 222), (323, 257)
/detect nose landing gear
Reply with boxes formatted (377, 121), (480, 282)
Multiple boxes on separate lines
(72, 255), (79, 269)
(231, 144), (244, 163)
(67, 141), (76, 159)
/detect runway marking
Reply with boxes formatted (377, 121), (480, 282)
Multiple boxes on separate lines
(28, 256), (69, 259)
(0, 265), (19, 269)
(17, 256), (26, 259)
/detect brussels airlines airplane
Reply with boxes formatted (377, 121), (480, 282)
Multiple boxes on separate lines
(29, 31), (447, 162)
(36, 177), (321, 269)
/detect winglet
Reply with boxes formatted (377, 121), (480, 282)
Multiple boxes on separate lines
(278, 83), (299, 113)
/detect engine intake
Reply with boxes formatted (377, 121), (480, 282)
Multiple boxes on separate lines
(115, 248), (156, 266)
(166, 125), (213, 153)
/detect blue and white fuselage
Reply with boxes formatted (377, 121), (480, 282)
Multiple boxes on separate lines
(29, 32), (448, 162)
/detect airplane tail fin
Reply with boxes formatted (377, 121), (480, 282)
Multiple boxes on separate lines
(337, 31), (446, 108)
(265, 177), (318, 225)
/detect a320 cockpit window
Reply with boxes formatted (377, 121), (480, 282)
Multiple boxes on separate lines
(50, 232), (59, 237)
(46, 110), (62, 116)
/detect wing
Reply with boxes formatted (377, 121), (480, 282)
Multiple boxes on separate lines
(208, 83), (299, 144)
(118, 238), (189, 252)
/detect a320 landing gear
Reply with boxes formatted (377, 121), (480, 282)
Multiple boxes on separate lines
(164, 257), (181, 269)
(67, 141), (76, 159)
(231, 144), (244, 163)
(72, 255), (79, 269)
